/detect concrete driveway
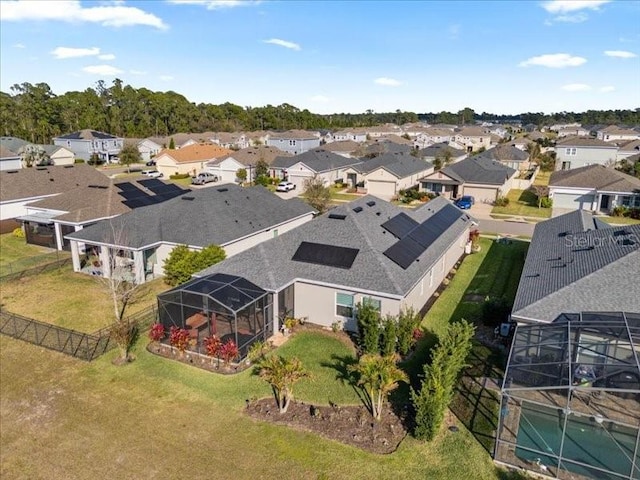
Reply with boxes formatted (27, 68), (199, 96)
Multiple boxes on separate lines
(468, 202), (494, 219)
(273, 188), (300, 199)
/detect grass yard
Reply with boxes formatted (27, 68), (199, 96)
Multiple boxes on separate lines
(0, 266), (168, 332)
(491, 189), (551, 219)
(533, 170), (551, 186)
(0, 329), (511, 480)
(0, 233), (67, 275)
(598, 216), (640, 225)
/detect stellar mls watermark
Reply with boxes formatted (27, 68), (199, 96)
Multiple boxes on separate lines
(564, 233), (638, 248)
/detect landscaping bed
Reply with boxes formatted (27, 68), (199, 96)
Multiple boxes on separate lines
(246, 398), (408, 454)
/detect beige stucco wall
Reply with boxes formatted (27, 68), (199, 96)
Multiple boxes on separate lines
(156, 154), (210, 177)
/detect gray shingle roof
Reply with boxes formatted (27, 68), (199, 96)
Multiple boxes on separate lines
(55, 129), (119, 140)
(355, 152), (432, 178)
(476, 145), (529, 162)
(419, 143), (465, 159)
(196, 196), (474, 297)
(550, 164), (640, 193)
(0, 136), (30, 153)
(65, 184), (314, 249)
(437, 156), (516, 185)
(271, 149), (362, 173)
(512, 210), (640, 322)
(555, 137), (615, 148)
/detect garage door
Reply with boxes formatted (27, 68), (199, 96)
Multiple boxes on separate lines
(553, 193), (594, 210)
(366, 180), (396, 199)
(463, 186), (498, 203)
(289, 175), (311, 191)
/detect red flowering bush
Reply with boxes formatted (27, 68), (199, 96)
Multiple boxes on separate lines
(203, 335), (222, 359)
(219, 339), (239, 367)
(412, 328), (424, 342)
(149, 323), (166, 343)
(169, 326), (190, 353)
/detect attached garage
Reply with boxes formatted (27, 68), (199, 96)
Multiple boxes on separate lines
(366, 180), (396, 199)
(552, 192), (595, 210)
(288, 174), (312, 191)
(462, 185), (498, 203)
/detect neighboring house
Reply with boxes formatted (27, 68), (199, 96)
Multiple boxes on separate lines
(155, 143), (233, 177)
(42, 145), (75, 166)
(65, 184), (315, 284)
(419, 156), (517, 203)
(549, 164), (640, 213)
(476, 145), (530, 171)
(330, 130), (367, 143)
(271, 149), (363, 190)
(318, 140), (361, 158)
(204, 146), (291, 183)
(487, 125), (509, 138)
(555, 126), (590, 138)
(419, 143), (467, 164)
(509, 137), (534, 151)
(136, 138), (164, 162)
(266, 130), (321, 155)
(0, 136), (31, 155)
(555, 137), (619, 171)
(596, 125), (640, 143)
(362, 139), (414, 157)
(191, 195), (474, 332)
(361, 124), (404, 138)
(413, 128), (455, 149)
(0, 164), (111, 233)
(512, 209), (640, 323)
(210, 132), (250, 150)
(0, 137), (75, 168)
(53, 129), (124, 162)
(0, 145), (22, 171)
(616, 139), (640, 162)
(452, 127), (492, 153)
(346, 152), (433, 199)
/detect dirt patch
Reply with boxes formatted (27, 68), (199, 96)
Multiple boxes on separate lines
(245, 398), (408, 454)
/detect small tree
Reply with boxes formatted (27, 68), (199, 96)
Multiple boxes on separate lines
(20, 144), (50, 168)
(530, 185), (549, 208)
(303, 175), (331, 214)
(259, 355), (310, 414)
(168, 137), (176, 149)
(255, 159), (269, 178)
(380, 315), (398, 357)
(442, 149), (453, 165)
(349, 354), (408, 420)
(397, 307), (420, 356)
(118, 143), (141, 173)
(356, 301), (381, 355)
(163, 244), (226, 286)
(433, 156), (443, 171)
(236, 168), (247, 184)
(191, 244), (226, 273)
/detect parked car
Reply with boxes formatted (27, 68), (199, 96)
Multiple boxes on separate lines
(276, 181), (296, 192)
(191, 172), (219, 185)
(142, 169), (163, 178)
(455, 195), (474, 210)
(146, 160), (156, 166)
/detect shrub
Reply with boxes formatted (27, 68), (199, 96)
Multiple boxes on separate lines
(380, 315), (398, 357)
(12, 227), (24, 238)
(148, 323), (165, 343)
(539, 197), (553, 208)
(255, 174), (270, 187)
(219, 339), (239, 366)
(397, 307), (421, 356)
(169, 173), (190, 180)
(247, 340), (269, 363)
(203, 334), (222, 358)
(481, 296), (512, 327)
(163, 244), (226, 286)
(356, 302), (381, 355)
(629, 207), (640, 220)
(494, 196), (510, 207)
(611, 206), (627, 217)
(74, 158), (85, 164)
(169, 326), (190, 353)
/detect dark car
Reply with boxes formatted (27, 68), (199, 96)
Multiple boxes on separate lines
(455, 195), (474, 210)
(146, 160), (156, 166)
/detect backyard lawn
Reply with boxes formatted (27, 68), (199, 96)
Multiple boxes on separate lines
(491, 189), (551, 219)
(533, 170), (551, 186)
(0, 266), (169, 332)
(599, 215), (640, 225)
(0, 233), (68, 276)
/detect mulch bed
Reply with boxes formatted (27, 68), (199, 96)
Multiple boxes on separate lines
(245, 398), (408, 454)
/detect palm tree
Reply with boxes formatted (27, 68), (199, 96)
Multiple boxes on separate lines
(349, 354), (408, 420)
(259, 355), (310, 414)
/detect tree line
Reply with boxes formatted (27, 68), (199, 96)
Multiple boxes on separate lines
(1, 79), (638, 145)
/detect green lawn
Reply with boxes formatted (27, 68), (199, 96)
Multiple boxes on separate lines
(533, 170), (551, 186)
(598, 216), (640, 225)
(491, 189), (551, 218)
(0, 266), (169, 332)
(0, 233), (67, 275)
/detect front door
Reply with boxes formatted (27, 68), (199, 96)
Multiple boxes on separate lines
(600, 195), (611, 211)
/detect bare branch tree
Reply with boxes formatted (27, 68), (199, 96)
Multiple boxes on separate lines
(530, 185), (549, 208)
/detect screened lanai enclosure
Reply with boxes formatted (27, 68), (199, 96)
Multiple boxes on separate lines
(495, 312), (640, 480)
(157, 273), (274, 360)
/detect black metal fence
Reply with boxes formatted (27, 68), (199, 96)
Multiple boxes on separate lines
(0, 256), (71, 283)
(0, 305), (158, 361)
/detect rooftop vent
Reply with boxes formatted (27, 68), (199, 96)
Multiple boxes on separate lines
(328, 213), (347, 220)
(181, 195), (195, 201)
(366, 200), (376, 207)
(217, 187), (228, 192)
(36, 166), (48, 171)
(352, 206), (363, 213)
(6, 170), (18, 174)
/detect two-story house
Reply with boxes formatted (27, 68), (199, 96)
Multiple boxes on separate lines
(330, 130), (368, 143)
(210, 132), (250, 150)
(452, 127), (492, 153)
(554, 137), (619, 171)
(413, 127), (455, 149)
(596, 125), (640, 143)
(266, 130), (321, 155)
(53, 129), (123, 163)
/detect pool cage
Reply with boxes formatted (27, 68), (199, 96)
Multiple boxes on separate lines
(495, 312), (640, 480)
(157, 273), (274, 360)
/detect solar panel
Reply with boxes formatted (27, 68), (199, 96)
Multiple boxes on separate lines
(292, 241), (359, 269)
(383, 236), (424, 269)
(381, 212), (419, 239)
(115, 182), (140, 192)
(137, 178), (165, 189)
(118, 188), (149, 200)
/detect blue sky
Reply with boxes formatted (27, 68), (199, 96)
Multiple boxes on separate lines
(1, 0), (639, 115)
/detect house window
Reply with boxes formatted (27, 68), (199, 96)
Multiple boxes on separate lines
(336, 293), (354, 317)
(565, 148), (577, 156)
(362, 296), (381, 312)
(621, 196), (632, 207)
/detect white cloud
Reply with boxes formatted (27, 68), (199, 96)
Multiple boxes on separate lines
(604, 50), (638, 58)
(168, 0), (261, 9)
(541, 0), (611, 14)
(159, 75), (174, 81)
(51, 46), (100, 59)
(0, 1), (168, 30)
(519, 53), (587, 68)
(13, 42), (26, 48)
(98, 53), (115, 60)
(129, 69), (147, 75)
(310, 95), (330, 103)
(551, 12), (588, 23)
(600, 85), (616, 92)
(263, 38), (301, 51)
(561, 83), (592, 92)
(82, 64), (123, 75)
(374, 77), (403, 87)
